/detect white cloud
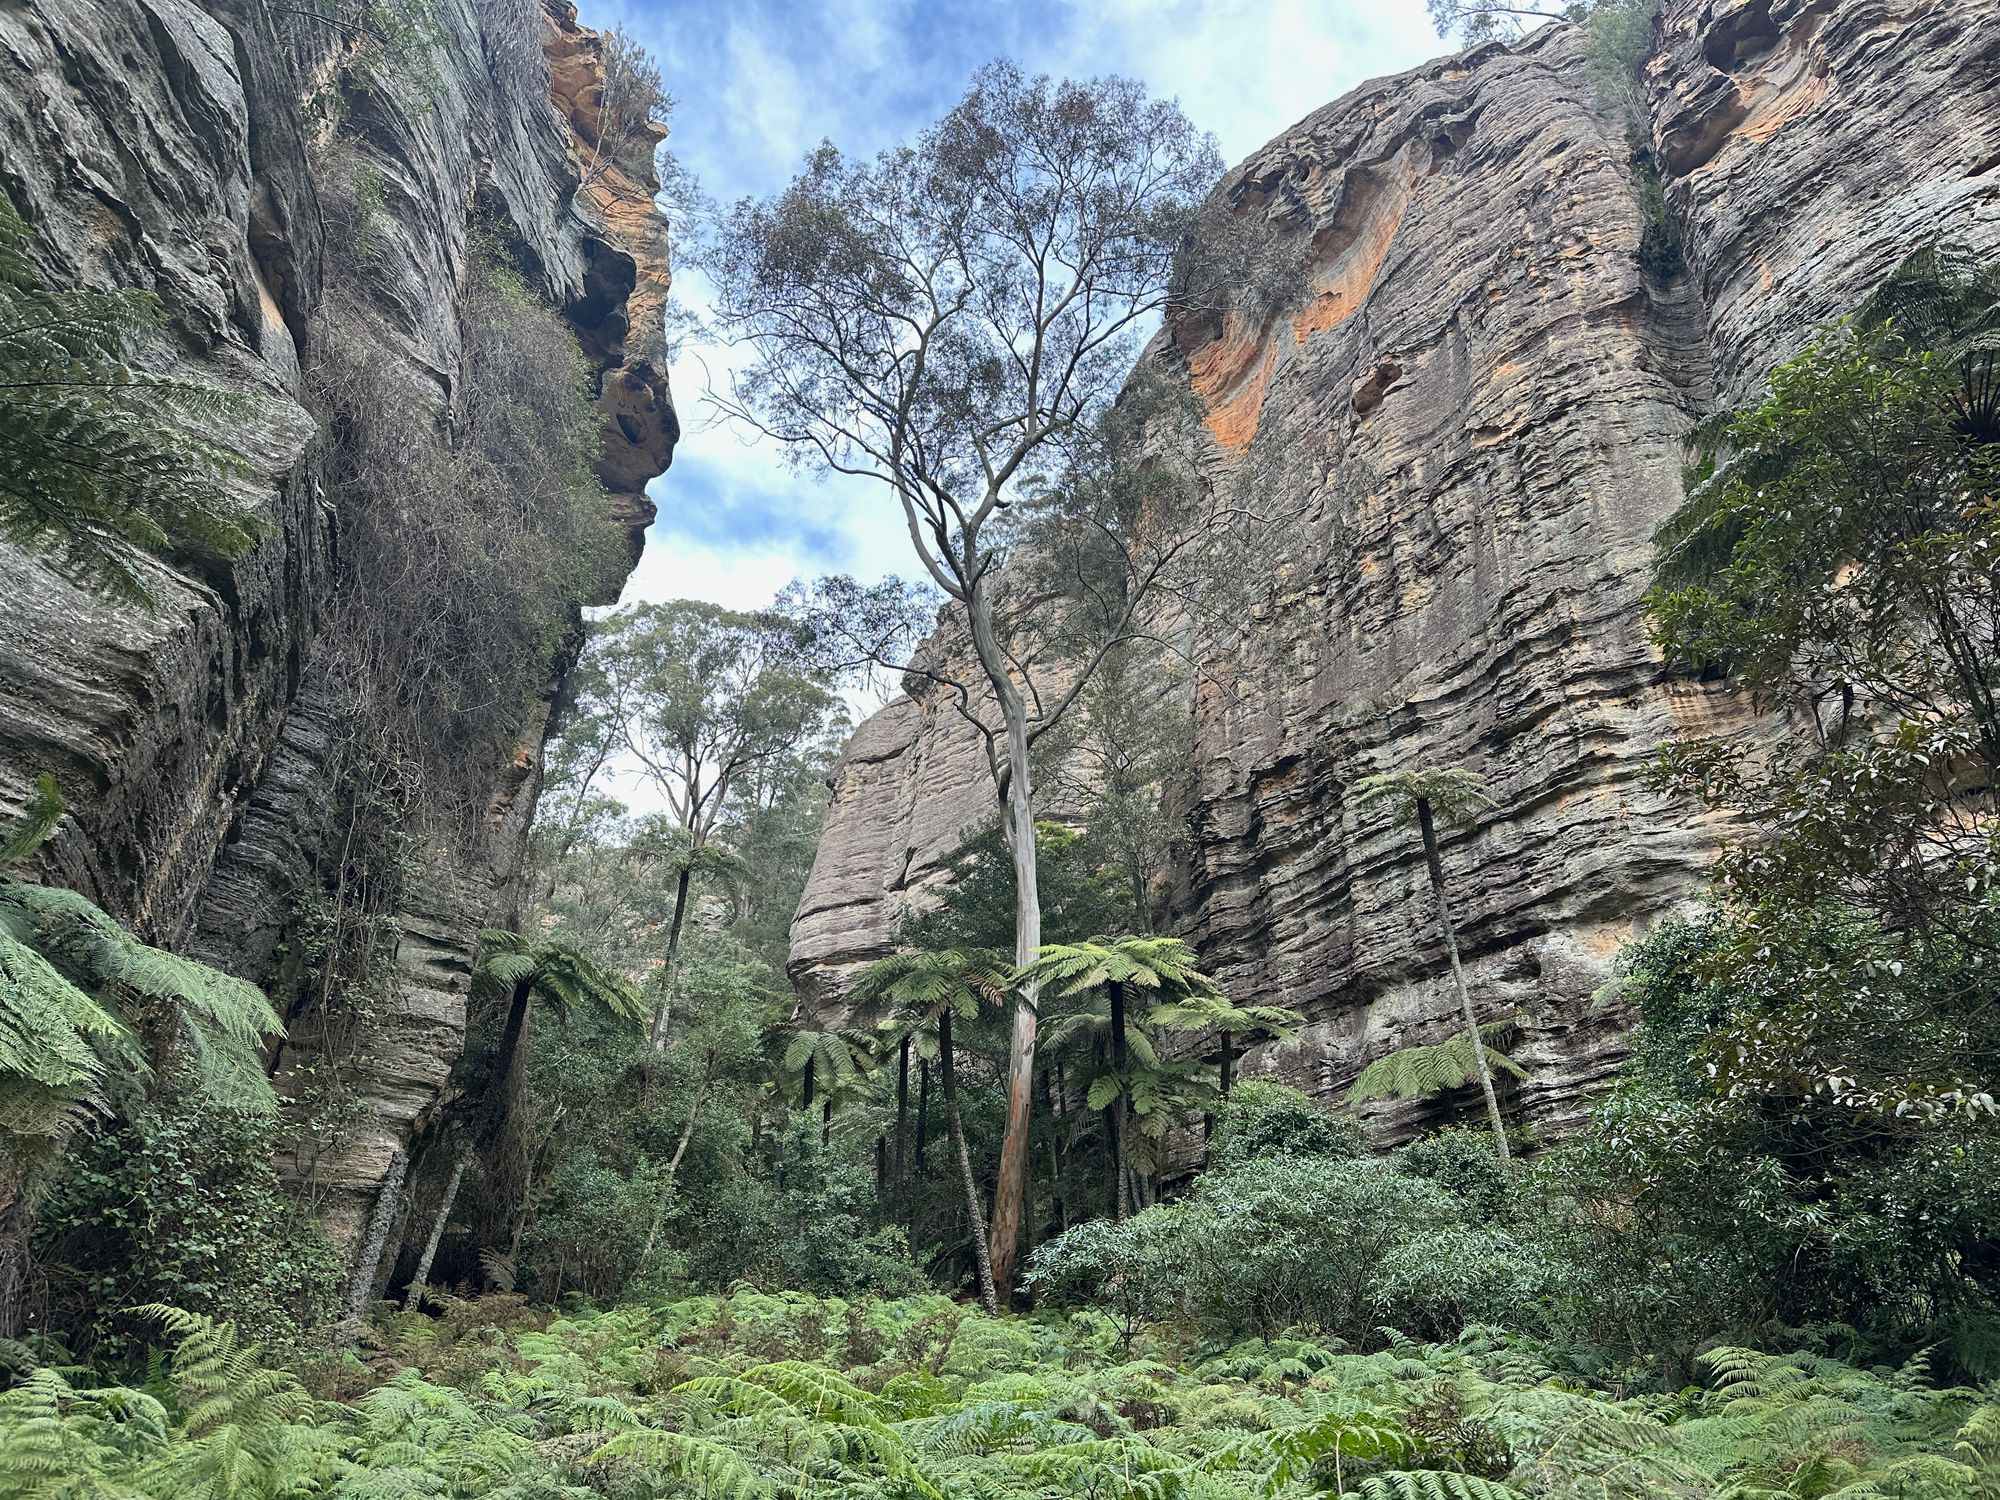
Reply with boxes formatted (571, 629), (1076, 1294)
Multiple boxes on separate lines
(616, 540), (802, 612)
(590, 0), (1453, 617)
(1053, 0), (1443, 164)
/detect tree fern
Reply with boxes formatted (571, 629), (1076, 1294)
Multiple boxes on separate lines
(1018, 935), (1220, 1002)
(996, 1435), (1191, 1499)
(0, 191), (260, 606)
(1348, 1024), (1528, 1105)
(1348, 766), (1516, 1165)
(848, 949), (1011, 1018)
(779, 1026), (869, 1099)
(0, 876), (279, 1113)
(0, 935), (126, 1100)
(472, 929), (647, 1025)
(1854, 241), (2000, 444)
(1, 786), (283, 1316)
(1352, 769), (1495, 828)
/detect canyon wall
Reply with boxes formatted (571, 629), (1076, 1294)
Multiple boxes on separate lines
(790, 0), (2000, 1141)
(0, 0), (673, 1256)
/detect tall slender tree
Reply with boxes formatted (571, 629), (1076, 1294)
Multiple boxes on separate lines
(870, 1014), (939, 1226)
(849, 949), (1011, 1311)
(712, 64), (1231, 1295)
(1351, 768), (1513, 1166)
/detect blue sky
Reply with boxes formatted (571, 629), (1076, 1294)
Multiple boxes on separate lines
(579, 0), (1449, 613)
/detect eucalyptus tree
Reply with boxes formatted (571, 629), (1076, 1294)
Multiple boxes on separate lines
(581, 601), (839, 1048)
(849, 949), (1012, 1311)
(1425, 0), (1583, 41)
(1351, 767), (1513, 1165)
(711, 62), (1228, 1293)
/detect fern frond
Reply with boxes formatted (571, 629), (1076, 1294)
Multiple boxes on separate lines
(1353, 768), (1494, 828)
(1353, 1475), (1525, 1500)
(1347, 1024), (1527, 1104)
(589, 1427), (767, 1499)
(0, 775), (65, 867)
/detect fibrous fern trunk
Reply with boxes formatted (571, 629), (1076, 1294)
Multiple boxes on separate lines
(1109, 980), (1133, 1220)
(892, 1034), (909, 1217)
(914, 1058), (930, 1178)
(939, 1008), (998, 1312)
(1415, 798), (1511, 1168)
(496, 979), (536, 1095)
(645, 864), (694, 1054)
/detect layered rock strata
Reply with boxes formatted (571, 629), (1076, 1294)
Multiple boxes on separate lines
(0, 0), (674, 1253)
(790, 0), (2000, 1142)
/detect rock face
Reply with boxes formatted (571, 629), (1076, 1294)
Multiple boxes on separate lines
(0, 0), (674, 1255)
(790, 0), (2000, 1143)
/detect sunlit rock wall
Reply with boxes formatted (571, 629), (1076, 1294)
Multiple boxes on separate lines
(791, 0), (2000, 1144)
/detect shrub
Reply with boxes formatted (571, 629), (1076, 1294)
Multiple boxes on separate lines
(1374, 1222), (1553, 1340)
(36, 1095), (342, 1353)
(1207, 1081), (1363, 1168)
(1396, 1126), (1514, 1222)
(1033, 1152), (1475, 1344)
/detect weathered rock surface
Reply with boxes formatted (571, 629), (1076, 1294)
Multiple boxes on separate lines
(790, 0), (2000, 1143)
(0, 0), (675, 1256)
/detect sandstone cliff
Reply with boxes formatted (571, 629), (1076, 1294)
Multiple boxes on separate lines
(790, 0), (2000, 1141)
(0, 0), (674, 1259)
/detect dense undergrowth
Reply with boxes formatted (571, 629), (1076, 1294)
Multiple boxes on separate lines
(5, 1289), (1998, 1500)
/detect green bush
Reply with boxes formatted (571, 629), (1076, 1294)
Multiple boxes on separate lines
(1033, 1150), (1499, 1343)
(1208, 1081), (1363, 1168)
(36, 1095), (341, 1353)
(1396, 1126), (1515, 1221)
(1529, 909), (2000, 1381)
(740, 1120), (928, 1299)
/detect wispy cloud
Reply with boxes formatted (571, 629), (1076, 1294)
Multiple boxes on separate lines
(581, 0), (1450, 612)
